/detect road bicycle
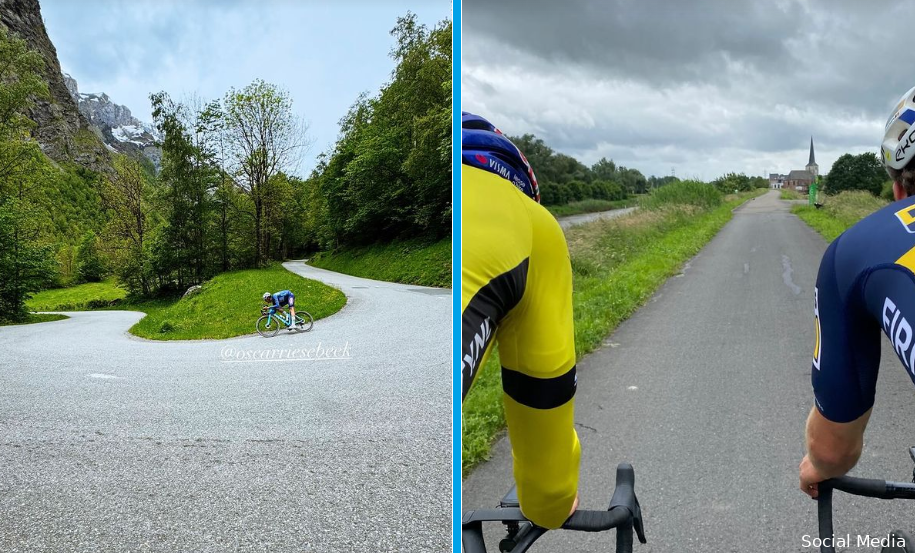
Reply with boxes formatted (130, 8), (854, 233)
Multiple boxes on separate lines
(255, 305), (313, 337)
(462, 463), (647, 552)
(816, 448), (915, 553)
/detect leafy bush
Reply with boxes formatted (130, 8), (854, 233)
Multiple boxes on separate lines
(640, 180), (722, 210)
(712, 172), (766, 193)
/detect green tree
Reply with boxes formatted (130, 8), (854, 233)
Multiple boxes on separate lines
(617, 167), (648, 194)
(591, 158), (617, 182)
(222, 79), (310, 266)
(825, 153), (885, 196)
(0, 26), (57, 321)
(75, 230), (104, 283)
(101, 156), (155, 295)
(0, 199), (55, 321)
(308, 15), (452, 249)
(150, 92), (223, 289)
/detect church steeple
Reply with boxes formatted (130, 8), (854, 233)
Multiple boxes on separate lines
(806, 136), (818, 178)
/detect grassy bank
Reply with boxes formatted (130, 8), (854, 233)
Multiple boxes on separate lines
(462, 186), (765, 475)
(132, 265), (345, 340)
(780, 189), (803, 200)
(26, 264), (346, 340)
(27, 278), (126, 311)
(309, 237), (451, 288)
(791, 191), (888, 242)
(546, 197), (636, 218)
(0, 313), (69, 326)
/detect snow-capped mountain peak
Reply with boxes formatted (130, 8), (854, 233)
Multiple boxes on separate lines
(63, 73), (161, 169)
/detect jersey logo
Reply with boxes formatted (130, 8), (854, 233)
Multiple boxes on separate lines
(813, 288), (821, 370)
(883, 296), (915, 376)
(895, 204), (915, 234)
(462, 316), (493, 393)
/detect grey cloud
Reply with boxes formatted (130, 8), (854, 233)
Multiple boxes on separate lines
(465, 0), (915, 116)
(463, 0), (915, 178)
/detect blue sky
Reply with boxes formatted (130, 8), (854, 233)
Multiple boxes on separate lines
(41, 0), (452, 175)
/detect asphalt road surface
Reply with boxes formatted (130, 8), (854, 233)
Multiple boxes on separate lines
(558, 207), (637, 230)
(463, 191), (915, 552)
(0, 262), (450, 552)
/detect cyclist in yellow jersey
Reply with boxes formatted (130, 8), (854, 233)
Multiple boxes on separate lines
(461, 112), (580, 529)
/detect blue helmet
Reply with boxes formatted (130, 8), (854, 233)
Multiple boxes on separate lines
(461, 111), (540, 203)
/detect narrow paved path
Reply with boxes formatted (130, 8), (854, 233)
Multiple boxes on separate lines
(464, 191), (915, 551)
(557, 207), (637, 229)
(0, 262), (450, 552)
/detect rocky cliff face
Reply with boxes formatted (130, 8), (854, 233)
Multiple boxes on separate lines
(64, 73), (161, 170)
(0, 0), (110, 172)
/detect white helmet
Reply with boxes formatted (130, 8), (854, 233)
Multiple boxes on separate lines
(263, 292), (272, 301)
(882, 85), (915, 170)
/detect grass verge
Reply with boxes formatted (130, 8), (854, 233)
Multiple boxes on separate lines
(26, 264), (346, 340)
(546, 198), (636, 218)
(780, 189), (803, 200)
(130, 264), (346, 340)
(27, 278), (126, 311)
(791, 190), (888, 242)
(462, 188), (764, 475)
(0, 313), (69, 326)
(309, 237), (451, 288)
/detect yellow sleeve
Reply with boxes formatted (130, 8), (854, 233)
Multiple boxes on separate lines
(496, 202), (580, 529)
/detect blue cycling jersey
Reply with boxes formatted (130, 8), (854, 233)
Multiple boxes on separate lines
(271, 290), (294, 308)
(813, 195), (915, 422)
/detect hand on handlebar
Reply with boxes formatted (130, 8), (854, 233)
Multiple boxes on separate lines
(569, 493), (579, 517)
(800, 454), (828, 499)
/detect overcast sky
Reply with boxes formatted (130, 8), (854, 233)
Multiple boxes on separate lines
(41, 0), (451, 175)
(462, 0), (915, 181)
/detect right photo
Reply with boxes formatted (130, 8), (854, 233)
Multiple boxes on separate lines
(460, 1), (915, 552)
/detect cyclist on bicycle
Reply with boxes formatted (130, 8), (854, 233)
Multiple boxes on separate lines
(263, 290), (301, 331)
(800, 85), (915, 498)
(461, 112), (580, 529)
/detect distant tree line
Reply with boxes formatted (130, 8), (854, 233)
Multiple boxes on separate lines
(0, 15), (451, 321)
(506, 134), (677, 206)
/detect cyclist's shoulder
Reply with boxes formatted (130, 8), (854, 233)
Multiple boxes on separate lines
(463, 165), (562, 239)
(832, 197), (915, 276)
(463, 166), (536, 261)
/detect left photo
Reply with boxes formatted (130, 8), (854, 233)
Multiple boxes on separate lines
(0, 1), (452, 551)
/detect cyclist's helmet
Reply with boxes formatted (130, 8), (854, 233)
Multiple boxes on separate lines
(882, 85), (915, 171)
(461, 111), (540, 203)
(263, 292), (272, 302)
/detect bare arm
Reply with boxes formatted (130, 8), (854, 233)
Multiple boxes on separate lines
(799, 406), (871, 497)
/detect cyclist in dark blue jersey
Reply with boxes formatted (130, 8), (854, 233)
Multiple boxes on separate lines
(800, 85), (915, 498)
(263, 290), (302, 332)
